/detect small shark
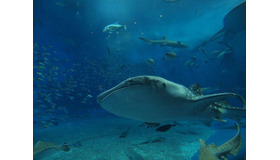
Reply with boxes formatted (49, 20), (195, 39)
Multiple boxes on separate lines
(199, 122), (242, 160)
(139, 37), (188, 49)
(103, 22), (127, 34)
(97, 76), (245, 125)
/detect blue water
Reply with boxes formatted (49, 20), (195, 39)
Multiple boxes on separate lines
(34, 0), (246, 159)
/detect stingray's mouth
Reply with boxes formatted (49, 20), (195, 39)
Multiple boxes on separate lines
(96, 80), (144, 104)
(96, 76), (163, 104)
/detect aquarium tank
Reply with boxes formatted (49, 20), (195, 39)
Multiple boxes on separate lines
(33, 0), (246, 159)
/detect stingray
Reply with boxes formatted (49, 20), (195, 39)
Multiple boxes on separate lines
(97, 76), (245, 125)
(195, 2), (246, 50)
(33, 141), (70, 157)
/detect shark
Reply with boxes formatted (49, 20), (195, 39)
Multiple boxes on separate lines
(198, 122), (242, 160)
(97, 76), (245, 125)
(139, 37), (188, 49)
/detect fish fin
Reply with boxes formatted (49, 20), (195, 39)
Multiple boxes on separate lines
(192, 93), (244, 113)
(114, 21), (119, 24)
(177, 41), (182, 44)
(191, 93), (235, 113)
(123, 25), (127, 31)
(199, 139), (206, 147)
(162, 36), (166, 40)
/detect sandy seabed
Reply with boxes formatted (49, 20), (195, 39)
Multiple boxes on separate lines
(34, 116), (218, 160)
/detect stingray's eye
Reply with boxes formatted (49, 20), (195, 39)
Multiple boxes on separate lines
(162, 83), (166, 87)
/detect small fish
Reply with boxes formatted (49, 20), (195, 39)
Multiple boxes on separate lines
(146, 58), (155, 66)
(156, 124), (175, 132)
(191, 55), (197, 61)
(33, 17), (43, 26)
(163, 52), (177, 60)
(211, 50), (220, 55)
(217, 48), (232, 58)
(36, 72), (43, 76)
(106, 46), (111, 56)
(139, 137), (166, 145)
(55, 93), (63, 97)
(72, 141), (82, 147)
(98, 84), (103, 91)
(60, 143), (70, 152)
(184, 60), (194, 69)
(204, 58), (208, 63)
(55, 2), (65, 7)
(119, 126), (131, 138)
(43, 123), (52, 128)
(115, 48), (124, 52)
(54, 58), (60, 62)
(120, 64), (126, 69)
(143, 122), (161, 128)
(69, 96), (74, 101)
(103, 22), (127, 34)
(175, 129), (199, 135)
(195, 8), (199, 16)
(201, 47), (206, 53)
